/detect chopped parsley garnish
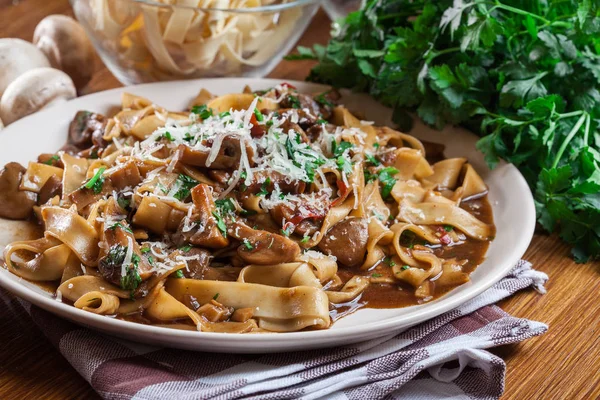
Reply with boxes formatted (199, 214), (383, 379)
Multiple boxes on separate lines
(287, 95), (301, 109)
(156, 131), (174, 142)
(83, 167), (106, 194)
(258, 177), (271, 196)
(179, 244), (193, 252)
(373, 143), (380, 149)
(285, 133), (326, 183)
(364, 169), (377, 183)
(191, 105), (213, 119)
(44, 155), (60, 165)
(173, 270), (184, 279)
(219, 111), (231, 118)
(332, 139), (353, 157)
(315, 92), (334, 107)
(336, 156), (353, 175)
(183, 132), (195, 142)
(316, 119), (328, 124)
(365, 153), (380, 166)
(444, 225), (454, 232)
(108, 222), (133, 234)
(242, 239), (254, 250)
(117, 196), (131, 210)
(141, 247), (151, 254)
(389, 260), (396, 267)
(212, 211), (227, 237)
(401, 265), (410, 271)
(240, 170), (247, 180)
(301, 235), (310, 244)
(101, 245), (126, 269)
(253, 108), (264, 122)
(282, 134), (326, 183)
(173, 174), (198, 201)
(213, 293), (220, 300)
(215, 198), (236, 215)
(157, 182), (168, 194)
(371, 273), (383, 278)
(120, 253), (142, 295)
(147, 256), (154, 265)
(378, 167), (399, 199)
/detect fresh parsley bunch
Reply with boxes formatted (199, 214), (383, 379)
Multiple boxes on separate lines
(288, 0), (600, 262)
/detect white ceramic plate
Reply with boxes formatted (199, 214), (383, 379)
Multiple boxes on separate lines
(0, 78), (536, 353)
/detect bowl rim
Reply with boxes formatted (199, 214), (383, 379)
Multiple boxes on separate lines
(72, 0), (322, 13)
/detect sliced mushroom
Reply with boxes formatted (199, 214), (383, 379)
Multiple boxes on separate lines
(67, 110), (107, 148)
(0, 38), (50, 98)
(318, 217), (369, 267)
(177, 184), (229, 248)
(33, 15), (95, 91)
(0, 162), (37, 220)
(0, 67), (76, 125)
(230, 221), (301, 265)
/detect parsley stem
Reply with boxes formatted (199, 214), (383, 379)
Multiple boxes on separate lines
(557, 110), (585, 119)
(491, 2), (550, 24)
(426, 47), (461, 63)
(583, 113), (591, 145)
(552, 113), (587, 169)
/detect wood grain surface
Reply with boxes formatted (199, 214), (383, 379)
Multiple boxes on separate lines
(0, 1), (598, 399)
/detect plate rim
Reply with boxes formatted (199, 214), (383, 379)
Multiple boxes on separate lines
(0, 78), (536, 350)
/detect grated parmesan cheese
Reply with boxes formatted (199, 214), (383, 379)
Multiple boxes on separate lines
(122, 236), (134, 278)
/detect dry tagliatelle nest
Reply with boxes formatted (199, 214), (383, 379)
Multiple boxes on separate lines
(78, 0), (305, 81)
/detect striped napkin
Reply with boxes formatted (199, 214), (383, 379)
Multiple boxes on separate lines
(6, 260), (547, 400)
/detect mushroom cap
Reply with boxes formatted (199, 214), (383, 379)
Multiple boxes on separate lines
(0, 38), (50, 98)
(0, 67), (76, 125)
(33, 15), (95, 91)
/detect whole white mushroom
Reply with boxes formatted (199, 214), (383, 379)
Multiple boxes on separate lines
(33, 15), (95, 91)
(0, 38), (50, 98)
(0, 67), (76, 125)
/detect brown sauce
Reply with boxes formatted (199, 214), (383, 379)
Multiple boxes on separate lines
(331, 194), (495, 316)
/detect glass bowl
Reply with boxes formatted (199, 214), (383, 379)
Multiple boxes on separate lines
(70, 0), (320, 85)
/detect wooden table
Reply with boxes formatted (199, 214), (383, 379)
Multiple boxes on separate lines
(0, 1), (599, 399)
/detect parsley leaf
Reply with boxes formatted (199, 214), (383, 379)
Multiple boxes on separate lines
(108, 222), (133, 234)
(365, 153), (380, 166)
(378, 167), (399, 199)
(191, 105), (213, 119)
(83, 167), (106, 194)
(179, 244), (193, 252)
(119, 251), (142, 293)
(253, 108), (264, 122)
(287, 95), (301, 109)
(296, 0), (600, 261)
(212, 211), (227, 237)
(332, 139), (353, 157)
(173, 270), (184, 278)
(173, 174), (198, 201)
(242, 238), (254, 250)
(44, 155), (60, 165)
(258, 177), (271, 196)
(336, 155), (353, 175)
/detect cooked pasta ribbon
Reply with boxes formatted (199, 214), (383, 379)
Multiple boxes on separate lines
(0, 85), (495, 333)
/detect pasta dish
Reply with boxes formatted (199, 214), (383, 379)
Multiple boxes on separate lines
(0, 84), (495, 333)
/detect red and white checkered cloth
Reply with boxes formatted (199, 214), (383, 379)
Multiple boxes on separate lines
(4, 260), (547, 400)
